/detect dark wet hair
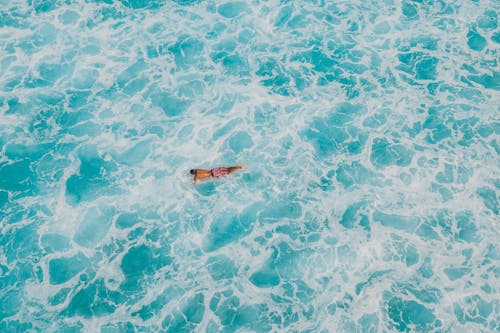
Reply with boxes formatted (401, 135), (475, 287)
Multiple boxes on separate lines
(190, 169), (196, 175)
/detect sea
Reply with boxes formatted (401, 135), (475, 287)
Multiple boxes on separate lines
(0, 0), (499, 332)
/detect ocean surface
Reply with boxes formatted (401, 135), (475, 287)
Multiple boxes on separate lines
(1, 0), (499, 332)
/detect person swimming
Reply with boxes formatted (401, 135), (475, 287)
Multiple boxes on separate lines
(190, 164), (246, 182)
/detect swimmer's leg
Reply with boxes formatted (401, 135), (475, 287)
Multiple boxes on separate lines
(227, 164), (246, 174)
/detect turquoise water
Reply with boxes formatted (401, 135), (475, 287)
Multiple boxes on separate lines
(1, 0), (499, 332)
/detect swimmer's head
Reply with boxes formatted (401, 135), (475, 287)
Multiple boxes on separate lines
(190, 169), (196, 175)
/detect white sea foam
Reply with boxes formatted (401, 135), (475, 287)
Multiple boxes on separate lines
(0, 0), (499, 331)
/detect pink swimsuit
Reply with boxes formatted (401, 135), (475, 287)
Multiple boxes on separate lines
(211, 167), (228, 177)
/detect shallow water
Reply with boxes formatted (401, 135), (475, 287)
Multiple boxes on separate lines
(0, 0), (499, 332)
